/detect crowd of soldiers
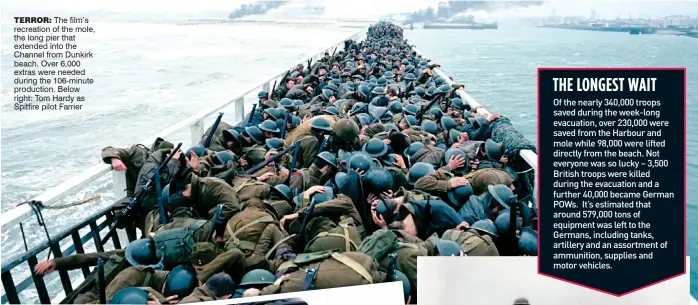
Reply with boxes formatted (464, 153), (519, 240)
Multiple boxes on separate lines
(33, 21), (538, 305)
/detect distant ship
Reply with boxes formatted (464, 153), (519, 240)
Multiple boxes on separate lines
(402, 2), (498, 30)
(422, 15), (498, 30)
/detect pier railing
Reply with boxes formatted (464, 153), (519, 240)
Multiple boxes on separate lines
(411, 48), (539, 204)
(0, 27), (369, 304)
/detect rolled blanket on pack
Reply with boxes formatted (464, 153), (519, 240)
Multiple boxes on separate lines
(490, 116), (537, 202)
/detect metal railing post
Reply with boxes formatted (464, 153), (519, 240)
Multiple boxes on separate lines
(111, 170), (127, 200)
(234, 97), (245, 124)
(190, 120), (204, 147)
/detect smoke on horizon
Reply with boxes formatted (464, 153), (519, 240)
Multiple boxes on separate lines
(406, 1), (545, 23)
(228, 1), (291, 20)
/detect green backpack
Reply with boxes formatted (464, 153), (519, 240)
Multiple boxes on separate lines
(153, 221), (206, 268)
(358, 228), (399, 261)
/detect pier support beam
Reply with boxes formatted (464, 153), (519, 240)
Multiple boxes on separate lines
(190, 120), (204, 147)
(234, 97), (245, 123)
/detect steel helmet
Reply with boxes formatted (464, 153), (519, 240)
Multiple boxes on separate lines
(435, 239), (464, 256)
(429, 107), (443, 120)
(257, 90), (268, 99)
(109, 287), (149, 304)
(125, 238), (158, 267)
(384, 123), (399, 133)
(513, 297), (530, 305)
(451, 97), (465, 110)
(185, 144), (206, 159)
(444, 148), (468, 175)
(362, 138), (389, 158)
(263, 108), (280, 120)
(223, 129), (241, 144)
(243, 126), (264, 144)
(471, 220), (499, 238)
(485, 139), (504, 161)
(389, 101), (403, 114)
(265, 138), (285, 151)
(488, 184), (516, 209)
(310, 117), (333, 132)
(317, 151), (338, 168)
(407, 162), (435, 185)
(323, 106), (340, 116)
(213, 151), (234, 165)
(239, 269), (276, 287)
(404, 142), (424, 159)
(356, 113), (372, 127)
(447, 184), (473, 208)
(518, 227), (538, 256)
(438, 84), (453, 93)
(440, 116), (457, 131)
(495, 209), (522, 235)
(348, 153), (373, 173)
(375, 198), (397, 222)
(270, 184), (292, 202)
(362, 168), (394, 195)
(295, 186), (335, 207)
(421, 120), (438, 135)
(322, 89), (334, 99)
(371, 86), (387, 95)
(163, 265), (198, 298)
(258, 119), (280, 133)
(334, 172), (348, 188)
(279, 98), (294, 109)
(358, 85), (370, 98)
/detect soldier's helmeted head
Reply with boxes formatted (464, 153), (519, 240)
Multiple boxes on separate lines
(205, 272), (235, 300)
(163, 265), (197, 298)
(513, 297), (530, 305)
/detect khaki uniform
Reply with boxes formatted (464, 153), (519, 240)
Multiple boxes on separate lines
(466, 168), (515, 196)
(289, 165), (324, 193)
(53, 250), (127, 304)
(197, 248), (247, 284)
(223, 199), (288, 270)
(105, 266), (168, 301)
(198, 154), (235, 179)
(248, 166), (289, 186)
(294, 195), (363, 236)
(377, 242), (426, 291)
(410, 145), (445, 168)
(266, 199), (294, 219)
(261, 252), (385, 295)
(304, 217), (361, 253)
(403, 128), (431, 144)
(440, 229), (499, 256)
(231, 176), (270, 202)
(144, 208), (211, 238)
(100, 145), (149, 196)
(190, 175), (242, 220)
(179, 286), (218, 303)
(241, 145), (268, 169)
(414, 170), (454, 194)
(295, 132), (322, 170)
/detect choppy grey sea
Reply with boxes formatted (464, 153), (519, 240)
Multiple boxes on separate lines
(1, 15), (697, 303)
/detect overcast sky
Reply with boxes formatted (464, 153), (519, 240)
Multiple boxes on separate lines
(1, 0), (697, 19)
(418, 257), (690, 305)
